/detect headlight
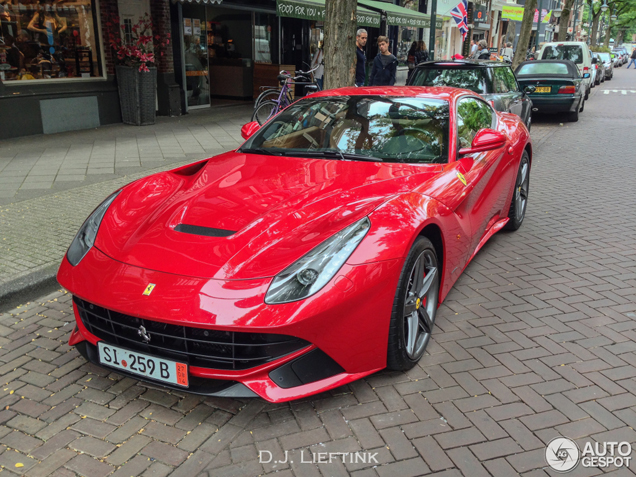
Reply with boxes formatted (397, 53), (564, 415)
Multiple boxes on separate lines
(265, 217), (371, 304)
(67, 191), (121, 266)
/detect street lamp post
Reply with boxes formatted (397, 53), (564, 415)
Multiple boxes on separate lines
(571, 0), (580, 40)
(536, 0), (543, 52)
(428, 0), (438, 61)
(553, 7), (562, 40)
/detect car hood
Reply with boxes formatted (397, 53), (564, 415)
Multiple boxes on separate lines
(96, 151), (442, 280)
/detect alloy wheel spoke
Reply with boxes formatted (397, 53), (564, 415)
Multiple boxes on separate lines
(406, 311), (419, 356)
(418, 267), (437, 299)
(413, 255), (425, 295)
(418, 306), (432, 334)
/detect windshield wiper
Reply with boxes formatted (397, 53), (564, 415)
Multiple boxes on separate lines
(239, 147), (284, 156)
(278, 150), (380, 162)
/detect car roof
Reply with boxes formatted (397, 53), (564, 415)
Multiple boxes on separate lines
(309, 86), (475, 101)
(515, 60), (579, 76)
(414, 60), (509, 68)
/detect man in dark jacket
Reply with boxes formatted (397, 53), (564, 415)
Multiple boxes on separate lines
(476, 39), (490, 60)
(356, 29), (368, 86)
(369, 36), (398, 86)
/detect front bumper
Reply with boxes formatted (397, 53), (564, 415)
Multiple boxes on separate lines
(58, 247), (400, 402)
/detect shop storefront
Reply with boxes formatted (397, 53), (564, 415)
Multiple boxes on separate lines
(0, 0), (118, 139)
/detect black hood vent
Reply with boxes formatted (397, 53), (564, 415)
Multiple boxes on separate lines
(175, 224), (236, 237)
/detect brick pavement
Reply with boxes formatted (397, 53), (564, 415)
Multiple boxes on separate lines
(0, 70), (634, 476)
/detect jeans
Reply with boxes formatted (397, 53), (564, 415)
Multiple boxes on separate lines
(628, 59), (636, 68)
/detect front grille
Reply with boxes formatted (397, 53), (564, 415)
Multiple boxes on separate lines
(74, 296), (309, 370)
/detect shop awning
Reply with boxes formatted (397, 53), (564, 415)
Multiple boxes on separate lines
(276, 0), (381, 28)
(357, 0), (443, 28)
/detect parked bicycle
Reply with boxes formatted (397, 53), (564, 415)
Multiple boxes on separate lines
(252, 66), (321, 125)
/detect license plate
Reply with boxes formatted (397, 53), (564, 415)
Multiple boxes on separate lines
(534, 87), (551, 93)
(98, 342), (188, 387)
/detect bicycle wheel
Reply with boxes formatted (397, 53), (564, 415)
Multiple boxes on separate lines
(255, 89), (281, 107)
(252, 100), (279, 125)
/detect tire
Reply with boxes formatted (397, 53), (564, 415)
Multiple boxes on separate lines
(252, 100), (279, 125)
(584, 87), (590, 100)
(568, 107), (579, 122)
(504, 151), (530, 231)
(579, 98), (585, 113)
(387, 237), (440, 371)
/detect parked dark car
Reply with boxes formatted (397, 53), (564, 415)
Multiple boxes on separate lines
(591, 53), (606, 84)
(407, 60), (533, 130)
(595, 52), (614, 80)
(514, 60), (586, 122)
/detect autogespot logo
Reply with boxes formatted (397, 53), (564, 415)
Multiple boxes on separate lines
(545, 437), (580, 473)
(545, 437), (633, 472)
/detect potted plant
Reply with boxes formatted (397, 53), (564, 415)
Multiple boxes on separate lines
(107, 14), (170, 126)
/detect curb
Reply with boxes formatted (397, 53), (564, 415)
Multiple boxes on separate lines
(0, 263), (61, 312)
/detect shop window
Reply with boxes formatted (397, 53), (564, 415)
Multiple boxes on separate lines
(254, 12), (279, 64)
(0, 0), (103, 82)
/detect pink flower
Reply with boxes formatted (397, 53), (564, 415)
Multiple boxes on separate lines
(139, 63), (150, 73)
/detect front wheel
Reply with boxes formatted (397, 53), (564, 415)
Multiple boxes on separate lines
(504, 150), (530, 231)
(252, 100), (279, 125)
(387, 237), (440, 371)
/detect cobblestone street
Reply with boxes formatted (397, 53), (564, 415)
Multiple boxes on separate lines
(0, 69), (635, 477)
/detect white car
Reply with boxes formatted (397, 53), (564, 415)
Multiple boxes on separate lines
(538, 42), (593, 100)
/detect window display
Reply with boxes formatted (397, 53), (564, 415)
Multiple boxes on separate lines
(0, 0), (102, 82)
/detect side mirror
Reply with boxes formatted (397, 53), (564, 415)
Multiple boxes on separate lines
(591, 57), (598, 64)
(583, 73), (590, 78)
(523, 85), (536, 95)
(241, 121), (261, 140)
(459, 129), (507, 155)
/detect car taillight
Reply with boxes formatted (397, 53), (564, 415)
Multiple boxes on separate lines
(583, 66), (589, 72)
(558, 85), (576, 94)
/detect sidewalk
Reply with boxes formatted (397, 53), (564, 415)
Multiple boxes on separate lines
(0, 102), (254, 305)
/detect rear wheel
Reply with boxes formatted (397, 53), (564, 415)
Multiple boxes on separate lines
(579, 98), (585, 113)
(387, 237), (439, 371)
(504, 151), (530, 231)
(584, 87), (590, 100)
(252, 100), (279, 125)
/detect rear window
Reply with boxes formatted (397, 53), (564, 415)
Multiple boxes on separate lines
(410, 68), (490, 94)
(517, 63), (570, 76)
(541, 45), (584, 64)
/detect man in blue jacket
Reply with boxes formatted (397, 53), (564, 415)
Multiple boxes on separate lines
(369, 36), (398, 86)
(356, 29), (367, 86)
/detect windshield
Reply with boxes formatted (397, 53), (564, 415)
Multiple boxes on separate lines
(409, 68), (490, 94)
(517, 63), (570, 75)
(541, 45), (584, 64)
(597, 53), (611, 62)
(240, 96), (449, 164)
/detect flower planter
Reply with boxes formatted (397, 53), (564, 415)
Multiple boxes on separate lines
(116, 65), (157, 126)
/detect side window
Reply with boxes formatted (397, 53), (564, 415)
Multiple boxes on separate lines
(492, 68), (509, 94)
(503, 67), (519, 92)
(456, 98), (495, 149)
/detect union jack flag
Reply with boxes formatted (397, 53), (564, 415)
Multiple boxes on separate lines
(450, 0), (469, 42)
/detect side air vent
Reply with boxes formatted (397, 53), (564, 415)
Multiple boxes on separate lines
(175, 224), (236, 237)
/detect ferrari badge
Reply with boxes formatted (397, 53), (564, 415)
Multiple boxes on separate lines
(457, 172), (467, 186)
(143, 284), (156, 296)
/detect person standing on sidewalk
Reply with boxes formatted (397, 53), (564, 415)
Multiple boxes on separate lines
(470, 40), (478, 58)
(310, 44), (324, 90)
(628, 48), (636, 69)
(369, 36), (398, 86)
(476, 40), (490, 60)
(355, 29), (368, 86)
